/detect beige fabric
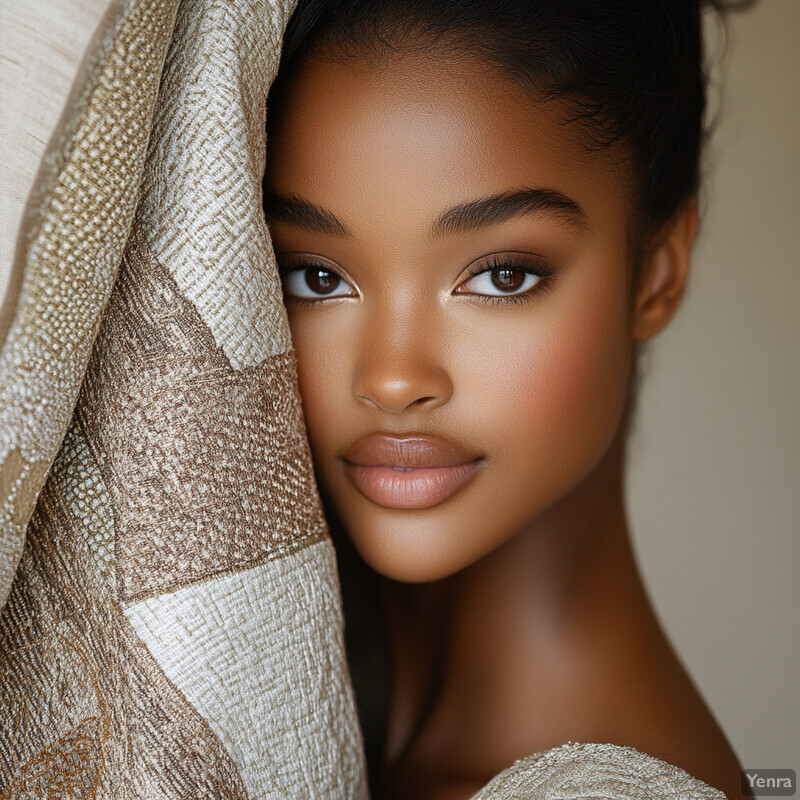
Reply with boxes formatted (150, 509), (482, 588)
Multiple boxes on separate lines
(75, 229), (327, 605)
(136, 0), (294, 368)
(0, 0), (113, 307)
(469, 742), (727, 799)
(0, 424), (250, 797)
(1, 0), (368, 795)
(0, 0), (180, 609)
(124, 540), (366, 798)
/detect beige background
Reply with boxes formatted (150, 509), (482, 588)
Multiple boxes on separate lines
(627, 0), (800, 781)
(2, 0), (797, 789)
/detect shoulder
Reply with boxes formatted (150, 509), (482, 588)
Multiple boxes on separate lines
(467, 741), (728, 800)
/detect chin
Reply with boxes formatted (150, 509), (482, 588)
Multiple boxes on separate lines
(343, 515), (488, 584)
(359, 550), (461, 584)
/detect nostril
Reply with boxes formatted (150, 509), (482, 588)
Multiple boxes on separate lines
(356, 394), (432, 411)
(352, 365), (453, 413)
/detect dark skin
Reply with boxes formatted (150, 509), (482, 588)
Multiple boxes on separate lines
(265, 47), (745, 799)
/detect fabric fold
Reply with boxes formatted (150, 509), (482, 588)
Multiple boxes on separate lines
(0, 0), (182, 610)
(1, 1), (369, 796)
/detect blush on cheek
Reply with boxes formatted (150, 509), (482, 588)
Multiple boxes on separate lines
(499, 292), (631, 502)
(540, 302), (632, 479)
(289, 330), (333, 448)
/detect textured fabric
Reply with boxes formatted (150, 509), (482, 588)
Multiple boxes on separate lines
(136, 0), (294, 368)
(0, 426), (249, 797)
(1, 0), (368, 796)
(0, 0), (112, 306)
(0, 0), (180, 610)
(469, 742), (726, 799)
(75, 230), (327, 605)
(124, 541), (365, 798)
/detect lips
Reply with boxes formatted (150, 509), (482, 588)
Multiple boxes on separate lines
(342, 434), (485, 509)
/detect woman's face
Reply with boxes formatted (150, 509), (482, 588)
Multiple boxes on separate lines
(265, 51), (638, 582)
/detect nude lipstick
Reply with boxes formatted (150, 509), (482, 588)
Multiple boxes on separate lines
(342, 434), (485, 509)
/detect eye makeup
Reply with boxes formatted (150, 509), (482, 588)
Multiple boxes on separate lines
(277, 253), (358, 306)
(278, 250), (558, 307)
(454, 252), (558, 306)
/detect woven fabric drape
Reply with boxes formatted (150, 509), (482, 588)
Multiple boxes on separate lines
(0, 2), (727, 798)
(0, 0), (367, 796)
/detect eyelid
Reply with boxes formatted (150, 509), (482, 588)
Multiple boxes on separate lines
(276, 251), (346, 275)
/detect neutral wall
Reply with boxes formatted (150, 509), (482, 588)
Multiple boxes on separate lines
(627, 0), (800, 784)
(2, 0), (798, 789)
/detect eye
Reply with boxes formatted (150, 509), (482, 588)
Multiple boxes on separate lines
(278, 255), (357, 301)
(460, 266), (540, 296)
(454, 253), (556, 300)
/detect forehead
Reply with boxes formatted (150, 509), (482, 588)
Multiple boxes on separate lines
(265, 49), (632, 235)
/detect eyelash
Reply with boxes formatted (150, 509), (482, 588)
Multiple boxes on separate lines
(279, 255), (558, 308)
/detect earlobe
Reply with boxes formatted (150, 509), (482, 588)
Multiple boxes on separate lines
(632, 198), (699, 342)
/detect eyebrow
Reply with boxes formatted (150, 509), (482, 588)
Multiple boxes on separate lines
(264, 186), (588, 240)
(264, 191), (353, 238)
(430, 188), (589, 238)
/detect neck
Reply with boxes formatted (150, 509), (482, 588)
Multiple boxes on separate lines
(378, 433), (663, 782)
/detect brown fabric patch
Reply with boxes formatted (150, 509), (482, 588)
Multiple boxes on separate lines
(0, 450), (25, 501)
(76, 229), (326, 605)
(0, 448), (249, 799)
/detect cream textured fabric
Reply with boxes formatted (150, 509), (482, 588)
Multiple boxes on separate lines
(124, 544), (364, 797)
(136, 0), (294, 369)
(0, 0), (112, 307)
(0, 0), (179, 611)
(1, 0), (368, 795)
(470, 742), (727, 799)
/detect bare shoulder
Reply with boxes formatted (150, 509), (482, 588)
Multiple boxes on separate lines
(607, 640), (744, 798)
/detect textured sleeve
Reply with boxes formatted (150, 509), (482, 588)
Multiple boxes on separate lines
(469, 742), (727, 800)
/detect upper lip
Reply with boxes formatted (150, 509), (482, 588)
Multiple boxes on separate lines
(342, 433), (483, 469)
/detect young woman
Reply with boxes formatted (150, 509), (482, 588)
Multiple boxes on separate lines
(264, 2), (746, 797)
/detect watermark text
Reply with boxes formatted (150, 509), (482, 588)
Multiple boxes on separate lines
(742, 769), (796, 797)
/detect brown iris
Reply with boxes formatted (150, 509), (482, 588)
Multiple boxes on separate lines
(306, 268), (340, 294)
(491, 268), (525, 292)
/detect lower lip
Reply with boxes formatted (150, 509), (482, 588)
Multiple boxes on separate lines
(342, 460), (484, 510)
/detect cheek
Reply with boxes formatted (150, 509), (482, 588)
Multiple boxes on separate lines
(287, 314), (350, 458)
(478, 277), (632, 497)
(540, 305), (630, 467)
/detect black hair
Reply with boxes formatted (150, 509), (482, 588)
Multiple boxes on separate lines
(271, 0), (751, 285)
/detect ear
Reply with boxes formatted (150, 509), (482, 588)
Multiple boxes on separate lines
(632, 198), (699, 342)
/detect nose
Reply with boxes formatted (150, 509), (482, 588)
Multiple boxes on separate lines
(352, 308), (453, 414)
